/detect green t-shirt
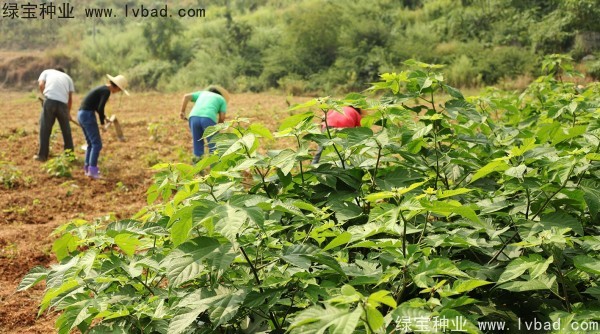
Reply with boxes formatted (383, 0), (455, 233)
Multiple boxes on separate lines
(189, 91), (227, 122)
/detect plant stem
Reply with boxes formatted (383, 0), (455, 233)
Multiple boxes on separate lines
(555, 267), (572, 312)
(323, 109), (346, 169)
(418, 213), (429, 244)
(576, 139), (599, 186)
(135, 276), (155, 295)
(433, 130), (441, 190)
(240, 246), (280, 330)
(487, 231), (518, 265)
(209, 184), (218, 202)
(451, 172), (470, 190)
(399, 209), (408, 258)
(295, 134), (305, 185)
(532, 163), (575, 220)
(525, 188), (531, 220)
(281, 285), (297, 325)
(362, 302), (376, 334)
(370, 145), (382, 193)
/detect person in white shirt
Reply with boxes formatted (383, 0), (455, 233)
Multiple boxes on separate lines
(35, 68), (75, 162)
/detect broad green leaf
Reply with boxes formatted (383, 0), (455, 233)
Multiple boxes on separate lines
(208, 289), (248, 326)
(581, 180), (600, 217)
(40, 278), (80, 314)
(536, 121), (561, 143)
(17, 266), (49, 291)
(584, 287), (600, 299)
(413, 258), (469, 288)
(248, 123), (273, 139)
(114, 233), (140, 257)
(308, 253), (347, 277)
(203, 123), (229, 139)
(95, 308), (129, 321)
(423, 200), (482, 225)
(214, 205), (248, 243)
(368, 290), (397, 308)
(442, 84), (464, 99)
(470, 159), (509, 183)
(498, 277), (556, 292)
(169, 205), (195, 246)
(509, 138), (537, 157)
(365, 191), (396, 202)
(289, 305), (362, 334)
(451, 279), (492, 294)
(270, 149), (297, 175)
(498, 256), (538, 284)
(539, 212), (583, 236)
(280, 244), (319, 269)
(504, 164), (527, 180)
(243, 289), (285, 308)
(366, 305), (384, 331)
(436, 188), (474, 199)
(57, 303), (93, 334)
(106, 220), (143, 236)
(585, 153), (600, 161)
(412, 124), (433, 139)
(341, 285), (360, 297)
(323, 232), (352, 251)
(168, 305), (210, 334)
(574, 255), (600, 275)
(329, 200), (362, 221)
(52, 233), (80, 261)
(163, 237), (223, 287)
(551, 125), (587, 145)
(292, 200), (319, 213)
(279, 111), (314, 131)
(529, 256), (554, 280)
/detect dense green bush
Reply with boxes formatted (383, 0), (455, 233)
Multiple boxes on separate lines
(476, 46), (533, 85)
(4, 0), (599, 93)
(446, 55), (481, 87)
(20, 58), (600, 333)
(587, 60), (600, 80)
(127, 60), (175, 91)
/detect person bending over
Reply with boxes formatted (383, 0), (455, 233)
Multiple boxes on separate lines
(77, 74), (129, 179)
(179, 85), (230, 163)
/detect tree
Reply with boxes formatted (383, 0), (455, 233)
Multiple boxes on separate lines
(142, 17), (190, 64)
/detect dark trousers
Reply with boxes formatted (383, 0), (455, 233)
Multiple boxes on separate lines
(78, 110), (102, 167)
(38, 99), (74, 160)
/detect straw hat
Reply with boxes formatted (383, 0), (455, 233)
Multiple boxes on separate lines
(205, 84), (230, 103)
(106, 74), (130, 96)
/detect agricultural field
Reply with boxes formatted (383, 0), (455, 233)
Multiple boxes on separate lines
(0, 90), (306, 333)
(2, 57), (600, 334)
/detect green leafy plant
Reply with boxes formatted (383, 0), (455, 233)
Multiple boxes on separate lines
(20, 57), (600, 333)
(0, 160), (23, 189)
(43, 150), (76, 178)
(148, 122), (166, 143)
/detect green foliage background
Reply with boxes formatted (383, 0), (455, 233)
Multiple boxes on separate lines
(19, 57), (600, 333)
(2, 0), (600, 93)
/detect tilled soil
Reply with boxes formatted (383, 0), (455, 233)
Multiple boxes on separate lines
(0, 90), (307, 333)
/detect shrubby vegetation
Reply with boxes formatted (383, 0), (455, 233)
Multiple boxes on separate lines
(20, 57), (600, 333)
(2, 0), (599, 93)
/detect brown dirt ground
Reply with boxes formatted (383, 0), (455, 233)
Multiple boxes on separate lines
(0, 90), (310, 333)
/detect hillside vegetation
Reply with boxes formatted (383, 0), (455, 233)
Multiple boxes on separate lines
(1, 0), (600, 92)
(18, 56), (600, 334)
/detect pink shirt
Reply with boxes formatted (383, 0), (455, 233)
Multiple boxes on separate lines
(324, 106), (362, 128)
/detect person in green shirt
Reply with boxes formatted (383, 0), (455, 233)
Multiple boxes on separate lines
(179, 85), (230, 162)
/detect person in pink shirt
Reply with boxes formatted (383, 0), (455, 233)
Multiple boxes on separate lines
(312, 106), (363, 164)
